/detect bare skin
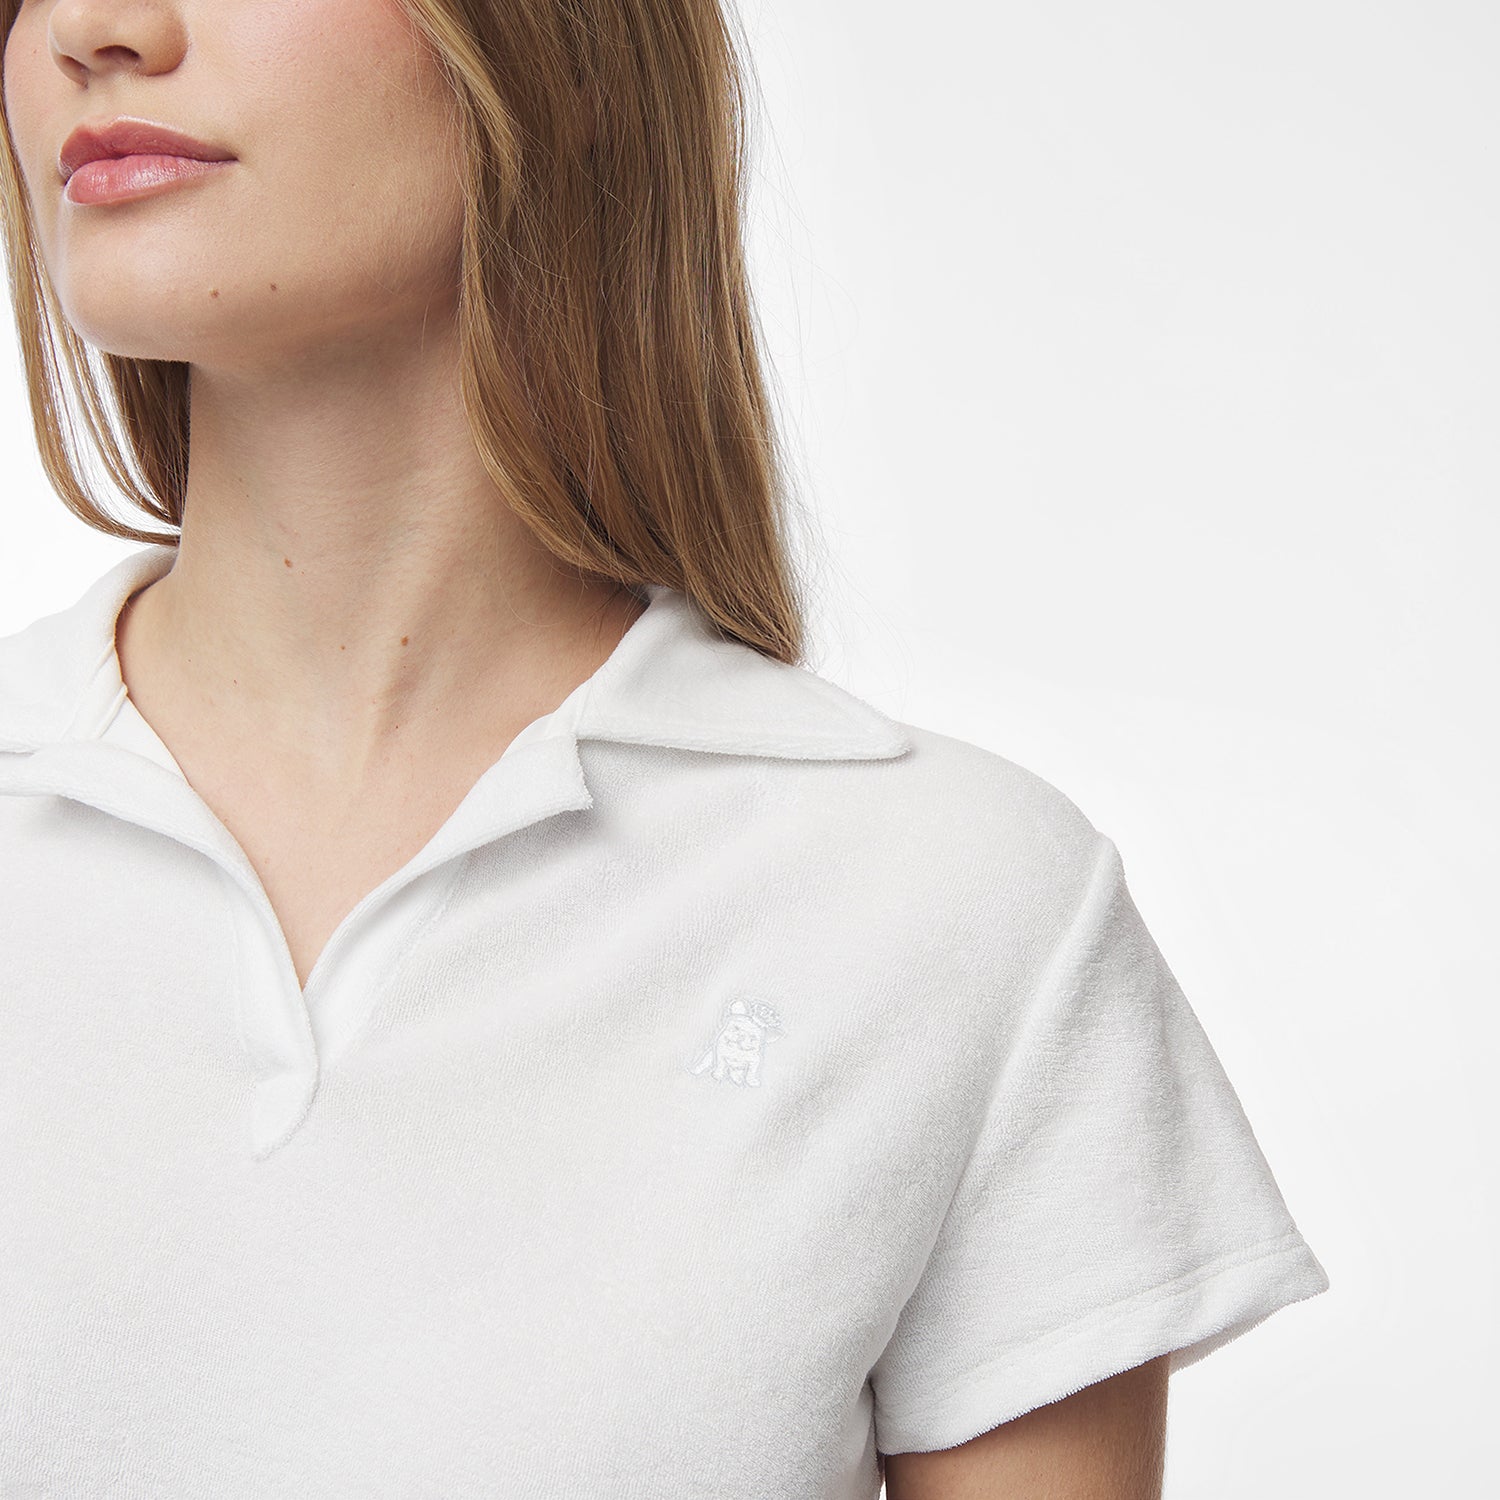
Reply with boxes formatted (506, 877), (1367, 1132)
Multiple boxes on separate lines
(3, 0), (645, 990)
(883, 1354), (1170, 1500)
(112, 572), (642, 994)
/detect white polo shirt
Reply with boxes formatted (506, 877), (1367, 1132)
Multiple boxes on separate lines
(0, 544), (1329, 1498)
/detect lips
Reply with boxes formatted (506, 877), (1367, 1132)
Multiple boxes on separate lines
(59, 115), (235, 183)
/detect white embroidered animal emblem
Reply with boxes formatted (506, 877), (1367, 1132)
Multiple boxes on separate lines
(688, 998), (785, 1086)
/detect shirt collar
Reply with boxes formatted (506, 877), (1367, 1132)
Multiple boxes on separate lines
(0, 543), (911, 763)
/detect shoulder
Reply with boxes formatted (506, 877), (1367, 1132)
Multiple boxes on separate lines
(583, 622), (1113, 997)
(681, 677), (1126, 1067)
(796, 716), (1110, 957)
(578, 583), (1108, 915)
(599, 627), (1114, 1003)
(855, 718), (1101, 865)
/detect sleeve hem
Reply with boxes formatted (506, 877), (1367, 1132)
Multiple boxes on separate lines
(873, 1229), (1331, 1457)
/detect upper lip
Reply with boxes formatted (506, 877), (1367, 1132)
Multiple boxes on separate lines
(59, 116), (235, 182)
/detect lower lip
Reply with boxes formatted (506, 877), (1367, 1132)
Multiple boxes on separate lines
(63, 154), (234, 207)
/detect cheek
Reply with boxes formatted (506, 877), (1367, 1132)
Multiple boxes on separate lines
(233, 0), (457, 151)
(3, 22), (48, 193)
(224, 0), (463, 241)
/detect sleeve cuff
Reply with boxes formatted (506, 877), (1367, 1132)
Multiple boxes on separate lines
(873, 1230), (1331, 1457)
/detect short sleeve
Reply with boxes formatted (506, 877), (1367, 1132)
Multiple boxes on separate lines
(869, 832), (1331, 1456)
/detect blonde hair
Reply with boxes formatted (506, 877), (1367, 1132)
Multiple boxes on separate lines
(0, 0), (809, 662)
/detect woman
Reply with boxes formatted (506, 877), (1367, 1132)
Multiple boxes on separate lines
(0, 0), (1328, 1494)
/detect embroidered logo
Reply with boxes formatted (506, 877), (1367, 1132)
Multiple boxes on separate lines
(687, 997), (785, 1087)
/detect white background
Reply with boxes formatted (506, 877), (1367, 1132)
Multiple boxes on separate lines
(2, 2), (1493, 1496)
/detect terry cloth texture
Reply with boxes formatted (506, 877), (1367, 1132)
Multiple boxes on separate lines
(0, 544), (1330, 1498)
